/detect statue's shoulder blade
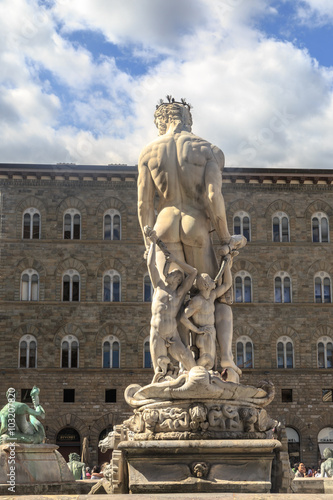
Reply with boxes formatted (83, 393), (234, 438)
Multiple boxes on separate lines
(211, 144), (225, 167)
(139, 135), (171, 165)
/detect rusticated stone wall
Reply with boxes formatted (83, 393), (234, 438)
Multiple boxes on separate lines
(1, 165), (333, 467)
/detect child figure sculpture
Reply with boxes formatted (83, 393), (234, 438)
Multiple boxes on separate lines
(180, 253), (235, 372)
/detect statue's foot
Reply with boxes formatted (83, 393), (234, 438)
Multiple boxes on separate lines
(221, 358), (242, 376)
(152, 371), (165, 383)
(221, 367), (240, 384)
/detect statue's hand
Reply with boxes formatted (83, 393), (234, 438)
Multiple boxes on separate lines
(199, 325), (215, 335)
(224, 254), (232, 265)
(144, 226), (157, 242)
(165, 251), (174, 262)
(36, 405), (45, 416)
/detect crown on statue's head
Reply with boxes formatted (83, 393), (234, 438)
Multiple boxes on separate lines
(155, 95), (192, 110)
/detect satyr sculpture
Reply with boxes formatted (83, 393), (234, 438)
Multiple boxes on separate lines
(0, 386), (45, 444)
(67, 452), (86, 480)
(138, 96), (246, 381)
(321, 447), (333, 478)
(145, 226), (197, 381)
(180, 252), (236, 370)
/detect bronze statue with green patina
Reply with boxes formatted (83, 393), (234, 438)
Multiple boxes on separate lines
(67, 452), (86, 480)
(0, 386), (45, 444)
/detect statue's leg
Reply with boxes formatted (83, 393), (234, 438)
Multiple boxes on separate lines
(196, 332), (215, 370)
(155, 242), (186, 278)
(215, 302), (241, 382)
(169, 336), (196, 372)
(178, 319), (191, 349)
(150, 327), (170, 380)
(182, 243), (218, 278)
(196, 353), (214, 369)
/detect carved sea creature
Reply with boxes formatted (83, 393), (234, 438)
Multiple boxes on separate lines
(124, 366), (275, 408)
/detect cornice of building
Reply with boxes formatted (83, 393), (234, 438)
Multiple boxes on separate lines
(223, 166), (333, 186)
(0, 162), (138, 182)
(0, 163), (333, 185)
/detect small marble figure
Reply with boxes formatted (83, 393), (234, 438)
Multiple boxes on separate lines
(145, 226), (197, 381)
(67, 452), (86, 480)
(321, 448), (333, 477)
(180, 253), (234, 370)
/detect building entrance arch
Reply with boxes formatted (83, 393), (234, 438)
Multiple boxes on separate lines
(97, 427), (113, 465)
(286, 427), (300, 465)
(56, 427), (81, 463)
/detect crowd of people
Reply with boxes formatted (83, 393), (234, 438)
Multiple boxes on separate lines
(85, 462), (108, 480)
(292, 463), (322, 477)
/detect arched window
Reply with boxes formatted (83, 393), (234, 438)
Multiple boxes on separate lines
(143, 274), (153, 302)
(20, 269), (39, 301)
(234, 271), (252, 303)
(236, 335), (253, 368)
(62, 270), (80, 302)
(314, 272), (331, 303)
(312, 212), (329, 243)
(274, 272), (292, 303)
(277, 336), (294, 368)
(19, 334), (37, 368)
(318, 336), (333, 368)
(286, 427), (300, 466)
(233, 211), (251, 241)
(104, 209), (121, 240)
(272, 212), (290, 242)
(103, 270), (121, 302)
(61, 335), (79, 368)
(143, 336), (152, 368)
(318, 427), (333, 459)
(23, 208), (41, 239)
(102, 336), (120, 368)
(63, 209), (81, 239)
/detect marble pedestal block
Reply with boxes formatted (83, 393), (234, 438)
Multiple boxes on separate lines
(0, 443), (76, 495)
(119, 438), (281, 494)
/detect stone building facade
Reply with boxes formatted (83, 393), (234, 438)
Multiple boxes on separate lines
(0, 162), (332, 467)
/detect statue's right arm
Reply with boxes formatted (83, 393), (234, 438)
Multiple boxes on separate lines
(138, 150), (156, 253)
(180, 298), (202, 334)
(205, 147), (231, 244)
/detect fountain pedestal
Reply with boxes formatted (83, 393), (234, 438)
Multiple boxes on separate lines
(0, 443), (76, 495)
(119, 438), (281, 494)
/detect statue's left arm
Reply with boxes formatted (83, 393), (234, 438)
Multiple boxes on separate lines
(205, 146), (231, 244)
(138, 149), (156, 254)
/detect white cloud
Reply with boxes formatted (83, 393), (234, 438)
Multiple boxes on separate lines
(53, 0), (209, 52)
(295, 0), (333, 25)
(0, 0), (333, 169)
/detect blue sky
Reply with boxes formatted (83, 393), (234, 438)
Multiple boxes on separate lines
(1, 0), (333, 168)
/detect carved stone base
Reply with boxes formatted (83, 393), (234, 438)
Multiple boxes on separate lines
(0, 443), (76, 495)
(124, 400), (277, 440)
(119, 438), (281, 494)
